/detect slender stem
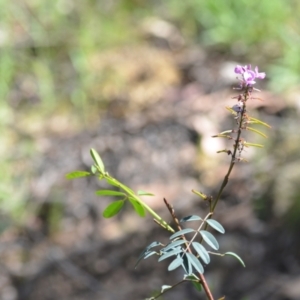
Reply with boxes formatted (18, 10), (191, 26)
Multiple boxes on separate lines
(211, 91), (249, 212)
(164, 198), (214, 300)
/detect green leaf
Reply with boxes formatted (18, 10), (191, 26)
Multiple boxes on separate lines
(102, 200), (124, 218)
(185, 274), (202, 291)
(91, 165), (97, 174)
(226, 106), (238, 115)
(220, 130), (233, 135)
(168, 256), (183, 271)
(249, 117), (271, 128)
(206, 219), (225, 234)
(192, 190), (207, 200)
(180, 215), (202, 222)
(186, 252), (204, 274)
(192, 242), (210, 264)
(246, 127), (268, 138)
(65, 171), (91, 179)
(162, 239), (186, 252)
(225, 252), (246, 267)
(200, 230), (219, 250)
(128, 198), (146, 217)
(161, 285), (172, 293)
(243, 142), (264, 148)
(192, 281), (202, 292)
(137, 190), (154, 196)
(169, 228), (195, 240)
(158, 248), (182, 262)
(90, 148), (105, 173)
(96, 190), (125, 196)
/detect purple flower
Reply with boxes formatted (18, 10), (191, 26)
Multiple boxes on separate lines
(234, 64), (265, 86)
(254, 66), (266, 79)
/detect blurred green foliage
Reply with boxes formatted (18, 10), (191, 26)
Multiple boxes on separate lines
(1, 0), (300, 225)
(166, 0), (300, 91)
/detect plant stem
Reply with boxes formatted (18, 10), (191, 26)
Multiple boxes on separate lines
(211, 91), (248, 212)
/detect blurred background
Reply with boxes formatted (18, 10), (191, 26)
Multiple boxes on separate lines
(1, 0), (300, 299)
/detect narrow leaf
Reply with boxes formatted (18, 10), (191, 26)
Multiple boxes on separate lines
(128, 198), (146, 217)
(192, 190), (207, 200)
(192, 281), (202, 292)
(168, 256), (183, 271)
(249, 117), (271, 128)
(186, 253), (204, 274)
(200, 230), (219, 250)
(158, 248), (182, 262)
(206, 219), (225, 234)
(90, 148), (105, 173)
(96, 190), (125, 196)
(137, 190), (154, 196)
(146, 241), (162, 250)
(192, 242), (210, 264)
(220, 130), (233, 135)
(225, 252), (246, 267)
(143, 251), (158, 259)
(246, 127), (268, 138)
(135, 250), (157, 269)
(102, 200), (124, 218)
(135, 242), (162, 268)
(161, 285), (172, 293)
(225, 106), (238, 115)
(212, 134), (232, 138)
(243, 142), (264, 148)
(169, 228), (195, 240)
(162, 239), (186, 252)
(180, 215), (202, 222)
(91, 165), (97, 174)
(66, 171), (91, 179)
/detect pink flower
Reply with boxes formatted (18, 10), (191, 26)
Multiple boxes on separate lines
(234, 64), (265, 86)
(254, 66), (266, 79)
